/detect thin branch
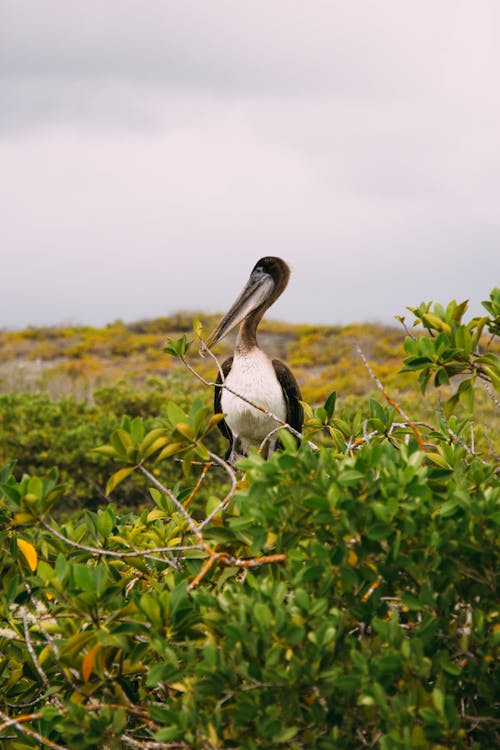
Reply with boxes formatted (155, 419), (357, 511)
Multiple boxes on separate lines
(182, 461), (212, 508)
(187, 550), (286, 591)
(257, 424), (318, 454)
(187, 553), (218, 591)
(141, 454), (284, 589)
(23, 582), (60, 658)
(0, 710), (69, 750)
(480, 377), (500, 408)
(22, 582), (85, 697)
(197, 450), (238, 529)
(462, 714), (500, 726)
(21, 609), (53, 695)
(436, 394), (492, 467)
(121, 738), (190, 750)
(257, 424), (283, 454)
(350, 421), (435, 450)
(39, 518), (183, 568)
(349, 430), (379, 450)
(354, 342), (424, 451)
(198, 335), (225, 382)
(483, 423), (500, 463)
(139, 466), (204, 542)
(396, 316), (417, 341)
(180, 352), (304, 441)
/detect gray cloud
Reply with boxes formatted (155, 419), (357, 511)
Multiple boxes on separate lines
(0, 2), (436, 90)
(1, 1), (499, 328)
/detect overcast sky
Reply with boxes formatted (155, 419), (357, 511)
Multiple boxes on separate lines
(1, 1), (499, 330)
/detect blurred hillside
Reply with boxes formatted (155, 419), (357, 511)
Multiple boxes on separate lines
(0, 312), (498, 510)
(0, 313), (412, 405)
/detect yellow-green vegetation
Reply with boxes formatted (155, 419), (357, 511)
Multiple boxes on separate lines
(0, 304), (498, 507)
(1, 316), (409, 401)
(0, 291), (498, 749)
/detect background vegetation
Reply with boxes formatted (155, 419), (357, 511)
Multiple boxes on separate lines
(0, 292), (498, 749)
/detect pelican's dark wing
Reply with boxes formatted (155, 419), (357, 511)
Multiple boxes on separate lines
(214, 356), (234, 454)
(272, 359), (304, 435)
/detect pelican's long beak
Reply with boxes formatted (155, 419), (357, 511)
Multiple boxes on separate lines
(205, 272), (274, 348)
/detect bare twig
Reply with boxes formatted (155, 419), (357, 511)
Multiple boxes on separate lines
(121, 738), (190, 749)
(350, 421), (435, 451)
(257, 424), (318, 454)
(436, 394), (492, 467)
(396, 316), (417, 341)
(21, 609), (52, 694)
(198, 450), (238, 529)
(482, 424), (500, 463)
(139, 463), (285, 588)
(182, 461), (212, 508)
(480, 378), (500, 408)
(462, 714), (500, 726)
(187, 553), (218, 590)
(39, 519), (183, 569)
(257, 424), (283, 455)
(139, 466), (204, 542)
(354, 342), (425, 451)
(180, 352), (304, 441)
(187, 550), (286, 591)
(198, 335), (225, 382)
(22, 582), (84, 696)
(0, 710), (69, 750)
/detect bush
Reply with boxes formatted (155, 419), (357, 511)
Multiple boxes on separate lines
(0, 292), (498, 749)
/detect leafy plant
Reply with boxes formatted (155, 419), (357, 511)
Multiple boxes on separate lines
(0, 292), (498, 749)
(400, 290), (500, 415)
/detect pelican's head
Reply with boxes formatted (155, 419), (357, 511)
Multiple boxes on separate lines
(205, 257), (290, 348)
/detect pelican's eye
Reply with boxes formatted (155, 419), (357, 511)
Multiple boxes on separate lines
(251, 265), (265, 280)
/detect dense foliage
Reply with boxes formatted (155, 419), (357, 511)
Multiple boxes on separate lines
(0, 292), (498, 749)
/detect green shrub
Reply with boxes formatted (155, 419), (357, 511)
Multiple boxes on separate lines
(0, 292), (498, 748)
(0, 432), (498, 749)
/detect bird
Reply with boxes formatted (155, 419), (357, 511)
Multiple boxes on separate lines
(205, 257), (303, 462)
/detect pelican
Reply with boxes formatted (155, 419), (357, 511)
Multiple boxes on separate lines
(205, 257), (303, 461)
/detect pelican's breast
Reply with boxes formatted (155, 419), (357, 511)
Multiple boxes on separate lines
(221, 348), (287, 448)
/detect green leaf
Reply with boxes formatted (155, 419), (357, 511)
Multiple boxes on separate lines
(166, 401), (187, 427)
(139, 427), (169, 454)
(253, 602), (273, 626)
(434, 367), (450, 387)
(139, 593), (162, 626)
(110, 429), (135, 460)
(420, 707), (440, 724)
(366, 522), (392, 540)
(436, 500), (459, 517)
(272, 726), (298, 744)
(402, 356), (434, 371)
(106, 465), (136, 494)
(156, 442), (186, 462)
(175, 422), (195, 440)
(338, 469), (365, 486)
(324, 391), (337, 418)
(443, 393), (460, 419)
(439, 656), (462, 676)
(93, 444), (118, 458)
(72, 564), (94, 591)
(142, 435), (171, 460)
(432, 687), (445, 716)
(96, 509), (113, 538)
(164, 335), (190, 358)
(202, 413), (226, 436)
(278, 427), (298, 451)
(129, 417), (146, 444)
(401, 593), (420, 610)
